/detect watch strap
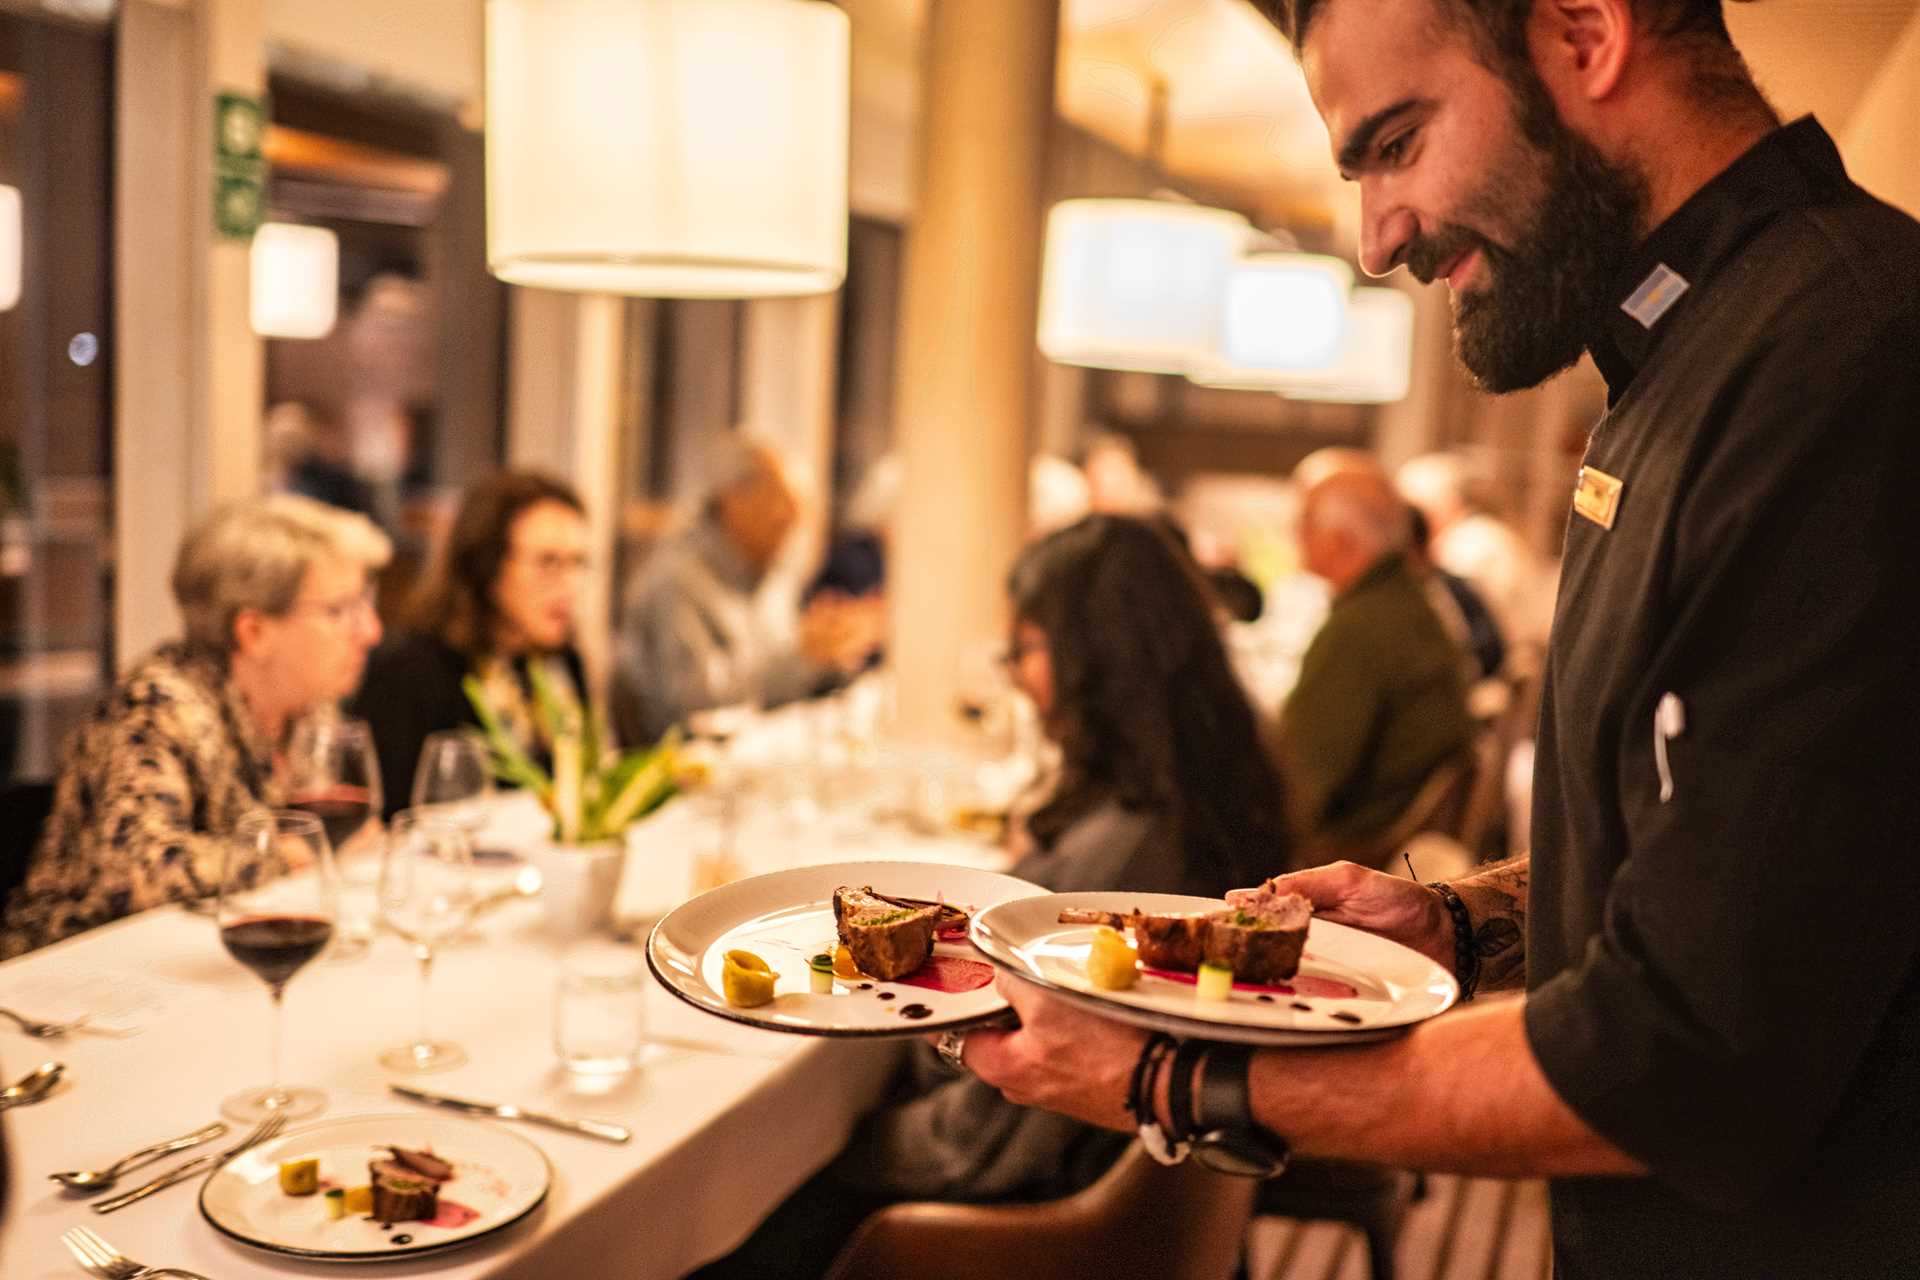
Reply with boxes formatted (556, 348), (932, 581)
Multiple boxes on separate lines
(1196, 1042), (1256, 1131)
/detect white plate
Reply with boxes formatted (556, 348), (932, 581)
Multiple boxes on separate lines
(647, 861), (1045, 1037)
(199, 1113), (550, 1262)
(970, 891), (1458, 1046)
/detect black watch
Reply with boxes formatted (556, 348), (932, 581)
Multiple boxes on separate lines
(1189, 1043), (1291, 1179)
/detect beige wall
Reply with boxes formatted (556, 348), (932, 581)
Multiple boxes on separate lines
(1841, 8), (1920, 220)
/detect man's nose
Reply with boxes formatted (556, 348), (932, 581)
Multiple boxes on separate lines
(1358, 191), (1417, 279)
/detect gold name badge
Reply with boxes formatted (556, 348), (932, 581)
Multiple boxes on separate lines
(1573, 466), (1624, 530)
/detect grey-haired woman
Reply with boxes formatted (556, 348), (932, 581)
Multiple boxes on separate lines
(0, 496), (389, 957)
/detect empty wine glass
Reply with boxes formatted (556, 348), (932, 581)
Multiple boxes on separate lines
(378, 810), (476, 1073)
(218, 810), (337, 1122)
(411, 729), (494, 836)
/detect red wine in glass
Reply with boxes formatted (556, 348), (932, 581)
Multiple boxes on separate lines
(221, 914), (335, 989)
(289, 787), (373, 851)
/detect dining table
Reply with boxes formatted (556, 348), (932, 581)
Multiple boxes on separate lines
(0, 709), (1024, 1279)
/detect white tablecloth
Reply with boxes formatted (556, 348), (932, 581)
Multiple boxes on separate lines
(0, 767), (1012, 1279)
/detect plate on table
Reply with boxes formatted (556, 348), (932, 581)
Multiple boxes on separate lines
(648, 861), (1045, 1037)
(970, 891), (1458, 1046)
(199, 1113), (549, 1262)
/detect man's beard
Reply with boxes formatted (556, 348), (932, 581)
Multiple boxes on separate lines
(1408, 87), (1649, 393)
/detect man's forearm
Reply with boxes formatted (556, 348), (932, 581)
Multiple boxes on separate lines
(1242, 995), (1642, 1179)
(1444, 855), (1529, 993)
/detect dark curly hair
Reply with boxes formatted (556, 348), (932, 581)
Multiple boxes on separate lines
(1254, 0), (1763, 110)
(1010, 515), (1293, 890)
(406, 470), (584, 656)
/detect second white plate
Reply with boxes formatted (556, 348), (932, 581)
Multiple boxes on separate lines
(970, 891), (1458, 1045)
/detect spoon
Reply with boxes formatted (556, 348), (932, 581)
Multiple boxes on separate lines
(0, 1061), (64, 1110)
(49, 1120), (229, 1192)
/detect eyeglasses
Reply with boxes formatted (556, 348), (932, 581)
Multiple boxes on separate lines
(509, 549), (591, 578)
(293, 589), (377, 629)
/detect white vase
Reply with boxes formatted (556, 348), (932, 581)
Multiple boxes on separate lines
(527, 838), (626, 939)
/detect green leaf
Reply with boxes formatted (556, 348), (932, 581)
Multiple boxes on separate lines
(461, 675), (552, 800)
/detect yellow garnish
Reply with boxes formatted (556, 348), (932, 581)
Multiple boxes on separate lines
(722, 949), (778, 1007)
(343, 1185), (373, 1214)
(278, 1157), (320, 1196)
(1086, 926), (1140, 990)
(832, 944), (868, 982)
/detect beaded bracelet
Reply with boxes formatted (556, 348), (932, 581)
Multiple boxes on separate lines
(1430, 881), (1480, 1001)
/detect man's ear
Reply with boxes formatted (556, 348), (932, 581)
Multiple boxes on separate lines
(1532, 0), (1632, 102)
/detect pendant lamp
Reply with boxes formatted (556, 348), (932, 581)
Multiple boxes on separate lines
(1280, 287), (1416, 403)
(1216, 250), (1353, 372)
(485, 0), (849, 298)
(1036, 197), (1251, 374)
(250, 223), (340, 340)
(0, 185), (19, 313)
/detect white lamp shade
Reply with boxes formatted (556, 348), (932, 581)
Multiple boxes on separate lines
(250, 223), (339, 340)
(485, 0), (850, 299)
(1037, 198), (1250, 374)
(1191, 287), (1414, 404)
(1218, 252), (1353, 372)
(1281, 288), (1416, 403)
(0, 185), (20, 313)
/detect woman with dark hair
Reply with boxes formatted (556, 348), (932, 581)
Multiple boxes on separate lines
(351, 471), (591, 817)
(692, 513), (1292, 1280)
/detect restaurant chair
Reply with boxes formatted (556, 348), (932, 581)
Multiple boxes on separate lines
(823, 1139), (1259, 1280)
(0, 779), (54, 910)
(1457, 673), (1541, 857)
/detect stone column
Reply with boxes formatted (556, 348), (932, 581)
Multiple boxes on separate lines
(887, 0), (1058, 742)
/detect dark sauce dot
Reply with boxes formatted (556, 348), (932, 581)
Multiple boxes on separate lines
(1256, 994), (1274, 1003)
(391, 1234), (414, 1245)
(899, 1002), (934, 1020)
(877, 991), (897, 1001)
(379, 1223), (392, 1232)
(1330, 1011), (1363, 1025)
(858, 983), (873, 990)
(1290, 1001), (1313, 1012)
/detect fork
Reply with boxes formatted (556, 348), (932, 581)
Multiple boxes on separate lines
(92, 1111), (286, 1214)
(59, 1225), (211, 1279)
(0, 1008), (136, 1039)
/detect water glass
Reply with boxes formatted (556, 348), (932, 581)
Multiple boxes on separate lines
(554, 943), (647, 1076)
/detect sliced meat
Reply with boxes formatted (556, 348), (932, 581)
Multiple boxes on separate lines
(384, 1146), (454, 1183)
(1203, 912), (1308, 983)
(1062, 896), (1311, 983)
(368, 1159), (441, 1223)
(1130, 912), (1215, 973)
(834, 885), (941, 980)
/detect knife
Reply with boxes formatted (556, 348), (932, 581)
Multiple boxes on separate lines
(389, 1084), (632, 1143)
(94, 1115), (285, 1214)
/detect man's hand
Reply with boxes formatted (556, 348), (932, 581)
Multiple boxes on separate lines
(1234, 861), (1453, 974)
(961, 973), (1149, 1132)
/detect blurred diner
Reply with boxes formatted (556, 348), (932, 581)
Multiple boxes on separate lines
(0, 496), (388, 958)
(1280, 468), (1472, 863)
(615, 437), (882, 744)
(350, 471), (592, 818)
(691, 513), (1293, 1279)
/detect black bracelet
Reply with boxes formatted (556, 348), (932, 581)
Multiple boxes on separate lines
(1430, 882), (1479, 1001)
(1167, 1038), (1210, 1144)
(1127, 1033), (1176, 1125)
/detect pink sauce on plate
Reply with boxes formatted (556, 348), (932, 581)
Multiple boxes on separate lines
(424, 1200), (481, 1230)
(895, 955), (995, 993)
(1140, 966), (1358, 1000)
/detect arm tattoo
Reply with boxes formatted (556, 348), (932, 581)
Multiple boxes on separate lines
(1450, 856), (1528, 994)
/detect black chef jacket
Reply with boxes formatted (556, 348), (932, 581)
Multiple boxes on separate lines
(1524, 118), (1920, 1277)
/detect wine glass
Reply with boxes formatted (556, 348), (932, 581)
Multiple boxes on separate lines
(287, 716), (383, 848)
(217, 810), (337, 1122)
(287, 717), (383, 960)
(378, 810), (476, 1073)
(411, 729), (494, 837)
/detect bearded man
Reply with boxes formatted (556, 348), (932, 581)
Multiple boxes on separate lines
(956, 2), (1920, 1275)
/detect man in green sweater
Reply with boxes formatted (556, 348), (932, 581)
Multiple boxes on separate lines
(1281, 467), (1472, 858)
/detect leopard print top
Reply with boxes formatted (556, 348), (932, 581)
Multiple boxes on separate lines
(0, 643), (298, 958)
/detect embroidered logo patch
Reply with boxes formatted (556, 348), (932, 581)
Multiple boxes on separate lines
(1620, 264), (1690, 330)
